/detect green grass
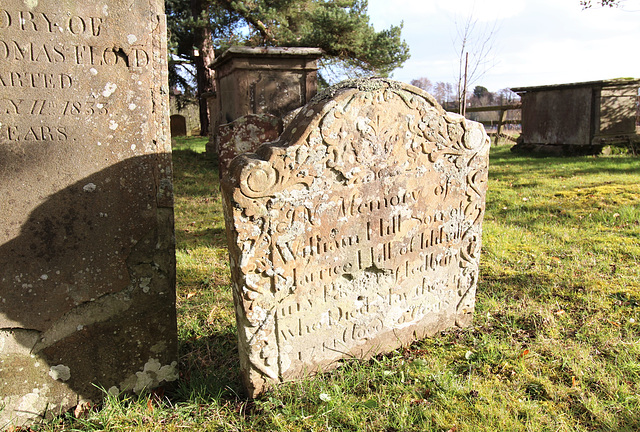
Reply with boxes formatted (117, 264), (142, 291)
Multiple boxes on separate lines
(32, 136), (640, 431)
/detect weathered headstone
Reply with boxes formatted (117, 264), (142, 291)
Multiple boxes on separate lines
(217, 113), (283, 178)
(0, 0), (177, 426)
(171, 114), (188, 137)
(221, 79), (490, 396)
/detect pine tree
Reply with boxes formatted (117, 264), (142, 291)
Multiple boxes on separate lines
(166, 0), (410, 135)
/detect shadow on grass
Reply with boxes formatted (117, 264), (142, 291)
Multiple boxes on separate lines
(172, 326), (246, 402)
(183, 227), (229, 248)
(172, 149), (220, 182)
(170, 143), (250, 403)
(479, 269), (561, 304)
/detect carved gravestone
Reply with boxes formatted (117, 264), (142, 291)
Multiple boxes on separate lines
(217, 113), (283, 178)
(221, 79), (490, 396)
(0, 0), (177, 426)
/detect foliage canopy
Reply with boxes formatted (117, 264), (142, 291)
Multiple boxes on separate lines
(166, 0), (410, 90)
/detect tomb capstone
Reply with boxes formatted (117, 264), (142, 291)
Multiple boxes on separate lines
(0, 0), (177, 426)
(221, 79), (490, 396)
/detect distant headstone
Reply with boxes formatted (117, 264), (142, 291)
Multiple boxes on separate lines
(0, 0), (177, 426)
(221, 79), (490, 396)
(170, 93), (200, 137)
(217, 113), (283, 178)
(171, 114), (188, 137)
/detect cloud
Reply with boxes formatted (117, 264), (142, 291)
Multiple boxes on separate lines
(368, 0), (639, 91)
(368, 0), (437, 29)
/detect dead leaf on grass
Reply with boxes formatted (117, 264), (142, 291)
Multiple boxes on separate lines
(147, 386), (165, 412)
(74, 401), (93, 418)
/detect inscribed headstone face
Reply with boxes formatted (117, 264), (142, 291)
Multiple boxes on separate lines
(0, 0), (177, 426)
(221, 79), (490, 396)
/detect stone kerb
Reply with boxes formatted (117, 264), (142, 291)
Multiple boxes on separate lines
(221, 78), (490, 397)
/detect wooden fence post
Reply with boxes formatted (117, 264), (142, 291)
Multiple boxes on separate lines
(495, 109), (507, 145)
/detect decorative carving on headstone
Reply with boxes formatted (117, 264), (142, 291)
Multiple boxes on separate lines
(221, 78), (490, 396)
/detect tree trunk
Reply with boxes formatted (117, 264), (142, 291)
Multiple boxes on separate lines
(191, 0), (215, 136)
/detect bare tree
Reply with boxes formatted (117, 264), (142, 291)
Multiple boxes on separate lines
(410, 77), (433, 92)
(453, 11), (499, 115)
(581, 0), (621, 8)
(433, 81), (455, 107)
(497, 88), (518, 104)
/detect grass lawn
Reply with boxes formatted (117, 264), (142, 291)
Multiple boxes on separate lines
(36, 136), (640, 431)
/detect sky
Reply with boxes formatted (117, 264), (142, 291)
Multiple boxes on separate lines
(366, 0), (640, 92)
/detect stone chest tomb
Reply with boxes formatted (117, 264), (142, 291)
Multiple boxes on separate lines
(221, 79), (490, 396)
(511, 78), (640, 154)
(0, 0), (177, 426)
(207, 46), (323, 156)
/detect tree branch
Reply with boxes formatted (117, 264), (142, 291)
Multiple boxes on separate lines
(216, 0), (277, 44)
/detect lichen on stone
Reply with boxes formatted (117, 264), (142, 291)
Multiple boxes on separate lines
(310, 77), (402, 104)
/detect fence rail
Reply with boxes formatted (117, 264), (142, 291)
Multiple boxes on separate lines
(465, 103), (521, 145)
(465, 103), (521, 113)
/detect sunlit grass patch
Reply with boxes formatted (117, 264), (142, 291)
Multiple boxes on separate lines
(36, 140), (640, 431)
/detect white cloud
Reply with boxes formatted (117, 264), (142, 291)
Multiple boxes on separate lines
(368, 0), (437, 29)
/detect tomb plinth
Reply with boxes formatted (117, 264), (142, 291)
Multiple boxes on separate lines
(221, 79), (490, 396)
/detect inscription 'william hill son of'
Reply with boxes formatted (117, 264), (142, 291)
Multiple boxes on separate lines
(222, 78), (491, 397)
